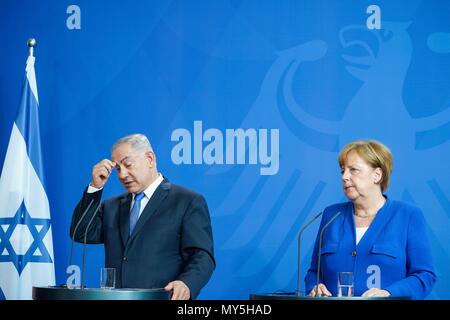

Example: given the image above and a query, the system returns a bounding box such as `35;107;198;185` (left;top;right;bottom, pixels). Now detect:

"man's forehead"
112;144;136;161
114;156;131;164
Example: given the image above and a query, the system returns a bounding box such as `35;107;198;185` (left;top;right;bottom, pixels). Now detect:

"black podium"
33;286;170;300
250;293;409;300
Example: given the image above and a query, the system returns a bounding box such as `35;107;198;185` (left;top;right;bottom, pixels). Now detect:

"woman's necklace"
354;212;376;219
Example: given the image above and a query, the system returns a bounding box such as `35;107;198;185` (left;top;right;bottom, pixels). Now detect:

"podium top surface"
33;286;170;300
250;293;409;300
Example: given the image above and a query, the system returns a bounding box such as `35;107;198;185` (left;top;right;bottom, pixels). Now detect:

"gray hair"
112;134;154;155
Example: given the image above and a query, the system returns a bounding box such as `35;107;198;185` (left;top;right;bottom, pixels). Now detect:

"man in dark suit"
70;134;215;299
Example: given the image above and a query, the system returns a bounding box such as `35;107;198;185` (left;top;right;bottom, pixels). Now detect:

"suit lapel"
128;180;171;241
343;203;356;245
119;193;133;246
356;198;393;250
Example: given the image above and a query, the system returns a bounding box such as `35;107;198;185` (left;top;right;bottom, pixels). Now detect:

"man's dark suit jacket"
70;178;215;298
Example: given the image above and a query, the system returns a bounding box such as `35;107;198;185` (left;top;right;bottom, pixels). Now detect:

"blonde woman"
306;140;436;299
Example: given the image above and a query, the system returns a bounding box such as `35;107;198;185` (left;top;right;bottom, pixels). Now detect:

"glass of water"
337;271;354;297
100;267;116;289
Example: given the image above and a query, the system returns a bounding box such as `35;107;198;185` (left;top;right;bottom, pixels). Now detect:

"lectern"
33;286;170;300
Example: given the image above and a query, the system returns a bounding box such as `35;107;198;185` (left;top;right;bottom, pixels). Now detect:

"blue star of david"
0;201;53;275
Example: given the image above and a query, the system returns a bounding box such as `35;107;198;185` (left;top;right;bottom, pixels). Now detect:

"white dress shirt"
355;226;369;245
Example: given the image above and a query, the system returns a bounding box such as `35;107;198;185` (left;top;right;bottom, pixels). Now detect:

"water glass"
100;267;116;289
337;271;354;297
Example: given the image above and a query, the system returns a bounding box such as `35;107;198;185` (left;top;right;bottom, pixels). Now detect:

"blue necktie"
129;192;145;235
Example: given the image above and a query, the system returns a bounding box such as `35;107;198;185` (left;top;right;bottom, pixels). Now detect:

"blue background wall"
1;0;449;299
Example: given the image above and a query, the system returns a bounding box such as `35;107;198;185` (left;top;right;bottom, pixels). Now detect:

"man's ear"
146;150;156;167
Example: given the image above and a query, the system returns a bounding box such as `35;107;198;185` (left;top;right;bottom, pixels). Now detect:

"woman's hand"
308;283;332;297
362;288;390;297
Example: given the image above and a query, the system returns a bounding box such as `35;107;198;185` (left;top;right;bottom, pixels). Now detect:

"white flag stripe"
0;262;55;300
25;56;39;104
0;124;50;219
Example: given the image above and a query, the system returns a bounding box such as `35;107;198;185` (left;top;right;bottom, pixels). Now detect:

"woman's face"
341;151;382;202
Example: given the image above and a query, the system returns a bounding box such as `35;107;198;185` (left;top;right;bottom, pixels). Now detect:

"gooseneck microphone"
296;211;323;296
316;211;342;293
69;198;95;269
81;201;102;289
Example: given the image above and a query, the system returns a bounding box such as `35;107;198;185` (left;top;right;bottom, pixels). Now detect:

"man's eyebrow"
117;156;130;164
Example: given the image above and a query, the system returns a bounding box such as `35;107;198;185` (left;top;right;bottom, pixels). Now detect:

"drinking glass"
337;272;354;297
100;267;116;289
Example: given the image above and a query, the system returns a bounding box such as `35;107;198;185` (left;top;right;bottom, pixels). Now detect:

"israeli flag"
0;54;55;299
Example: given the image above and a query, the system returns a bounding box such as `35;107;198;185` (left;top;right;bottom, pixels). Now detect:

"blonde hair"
338;140;393;192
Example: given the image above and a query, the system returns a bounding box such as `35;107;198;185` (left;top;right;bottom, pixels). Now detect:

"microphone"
81;201;102;289
316;211;342;294
296;211;323;296
69;198;95;270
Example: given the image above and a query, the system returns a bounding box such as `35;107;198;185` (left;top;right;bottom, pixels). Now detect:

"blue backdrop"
1;0;449;299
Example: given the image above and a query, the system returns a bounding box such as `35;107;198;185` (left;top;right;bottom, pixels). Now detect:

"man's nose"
118;168;128;180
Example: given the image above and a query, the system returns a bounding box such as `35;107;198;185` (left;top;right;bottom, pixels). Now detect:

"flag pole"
27;38;36;57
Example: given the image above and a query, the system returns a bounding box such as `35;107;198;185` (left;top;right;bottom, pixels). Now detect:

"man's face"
112;143;155;194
